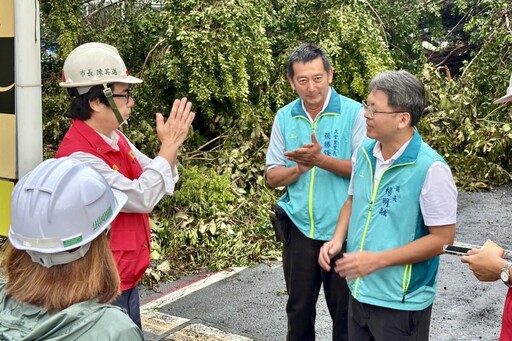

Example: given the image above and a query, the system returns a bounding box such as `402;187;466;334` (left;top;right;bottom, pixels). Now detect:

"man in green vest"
266;43;366;340
319;70;457;341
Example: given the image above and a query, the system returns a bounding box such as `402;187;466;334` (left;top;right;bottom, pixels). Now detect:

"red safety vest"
57;119;151;291
501;288;512;341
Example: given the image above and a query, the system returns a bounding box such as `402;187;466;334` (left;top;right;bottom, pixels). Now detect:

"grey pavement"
139;256;504;341
139;260;331;341
139;183;512;340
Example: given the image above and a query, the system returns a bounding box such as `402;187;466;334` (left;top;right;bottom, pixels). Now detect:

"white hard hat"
8;157;128;268
59;42;142;95
494;74;512;104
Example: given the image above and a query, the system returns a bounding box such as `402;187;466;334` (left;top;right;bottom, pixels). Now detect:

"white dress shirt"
68;130;178;213
348;138;457;227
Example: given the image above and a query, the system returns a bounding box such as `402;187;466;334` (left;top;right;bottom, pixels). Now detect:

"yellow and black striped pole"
0;0;16;236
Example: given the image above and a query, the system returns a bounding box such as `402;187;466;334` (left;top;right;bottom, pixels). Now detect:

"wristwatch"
500;262;512;287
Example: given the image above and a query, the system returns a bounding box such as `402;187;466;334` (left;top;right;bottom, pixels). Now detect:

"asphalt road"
139;182;512;340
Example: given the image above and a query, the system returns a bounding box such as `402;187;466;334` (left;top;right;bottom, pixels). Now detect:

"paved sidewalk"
139;261;333;340
139;261;313;341
139;253;505;341
140;267;261;340
138;185;512;341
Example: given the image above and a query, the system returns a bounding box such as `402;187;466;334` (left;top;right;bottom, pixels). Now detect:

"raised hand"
156;98;195;147
156;98;196;166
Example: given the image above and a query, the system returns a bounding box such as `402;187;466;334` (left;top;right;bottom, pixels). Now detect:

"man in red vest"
56;42;195;329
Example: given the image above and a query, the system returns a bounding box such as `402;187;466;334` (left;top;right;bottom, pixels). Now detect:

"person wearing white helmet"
461;73;512;341
55;42;195;328
0;157;143;340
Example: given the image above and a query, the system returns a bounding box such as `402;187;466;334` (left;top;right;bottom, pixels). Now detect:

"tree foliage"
38;0;512;281
418;0;512;189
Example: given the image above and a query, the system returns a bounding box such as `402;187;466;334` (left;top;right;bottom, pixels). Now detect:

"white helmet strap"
27;243;91;268
102;85;125;125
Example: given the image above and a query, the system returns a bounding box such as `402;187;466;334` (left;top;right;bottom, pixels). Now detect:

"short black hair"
286;43;331;78
69;84;112;121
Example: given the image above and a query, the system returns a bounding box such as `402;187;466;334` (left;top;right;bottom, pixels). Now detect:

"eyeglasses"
112;89;132;103
362;100;404;118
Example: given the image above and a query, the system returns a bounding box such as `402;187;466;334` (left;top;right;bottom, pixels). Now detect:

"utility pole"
0;0;42;236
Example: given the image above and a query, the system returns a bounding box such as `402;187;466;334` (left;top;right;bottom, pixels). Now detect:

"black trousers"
348;295;433;341
112;286;142;329
283;222;349;341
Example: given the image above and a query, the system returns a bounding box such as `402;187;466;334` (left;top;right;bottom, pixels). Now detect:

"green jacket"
0;281;143;341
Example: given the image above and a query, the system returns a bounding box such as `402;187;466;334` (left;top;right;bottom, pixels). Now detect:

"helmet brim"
8;187;128;254
493;93;512;104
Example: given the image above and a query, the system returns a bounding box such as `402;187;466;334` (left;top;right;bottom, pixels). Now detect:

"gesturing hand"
156;97;195;148
284;133;323;167
156;98;196;165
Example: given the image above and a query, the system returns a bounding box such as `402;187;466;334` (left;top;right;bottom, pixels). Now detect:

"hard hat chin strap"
102;85;125;125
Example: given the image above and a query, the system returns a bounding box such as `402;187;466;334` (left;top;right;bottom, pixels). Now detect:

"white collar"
301;87;332;121
97;130;120;151
373;136;413;163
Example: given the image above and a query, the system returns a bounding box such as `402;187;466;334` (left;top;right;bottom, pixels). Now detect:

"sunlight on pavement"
142;310;253;341
141;267;252;340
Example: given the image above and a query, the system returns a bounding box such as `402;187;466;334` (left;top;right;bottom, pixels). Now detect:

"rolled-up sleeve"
69;147;178;214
